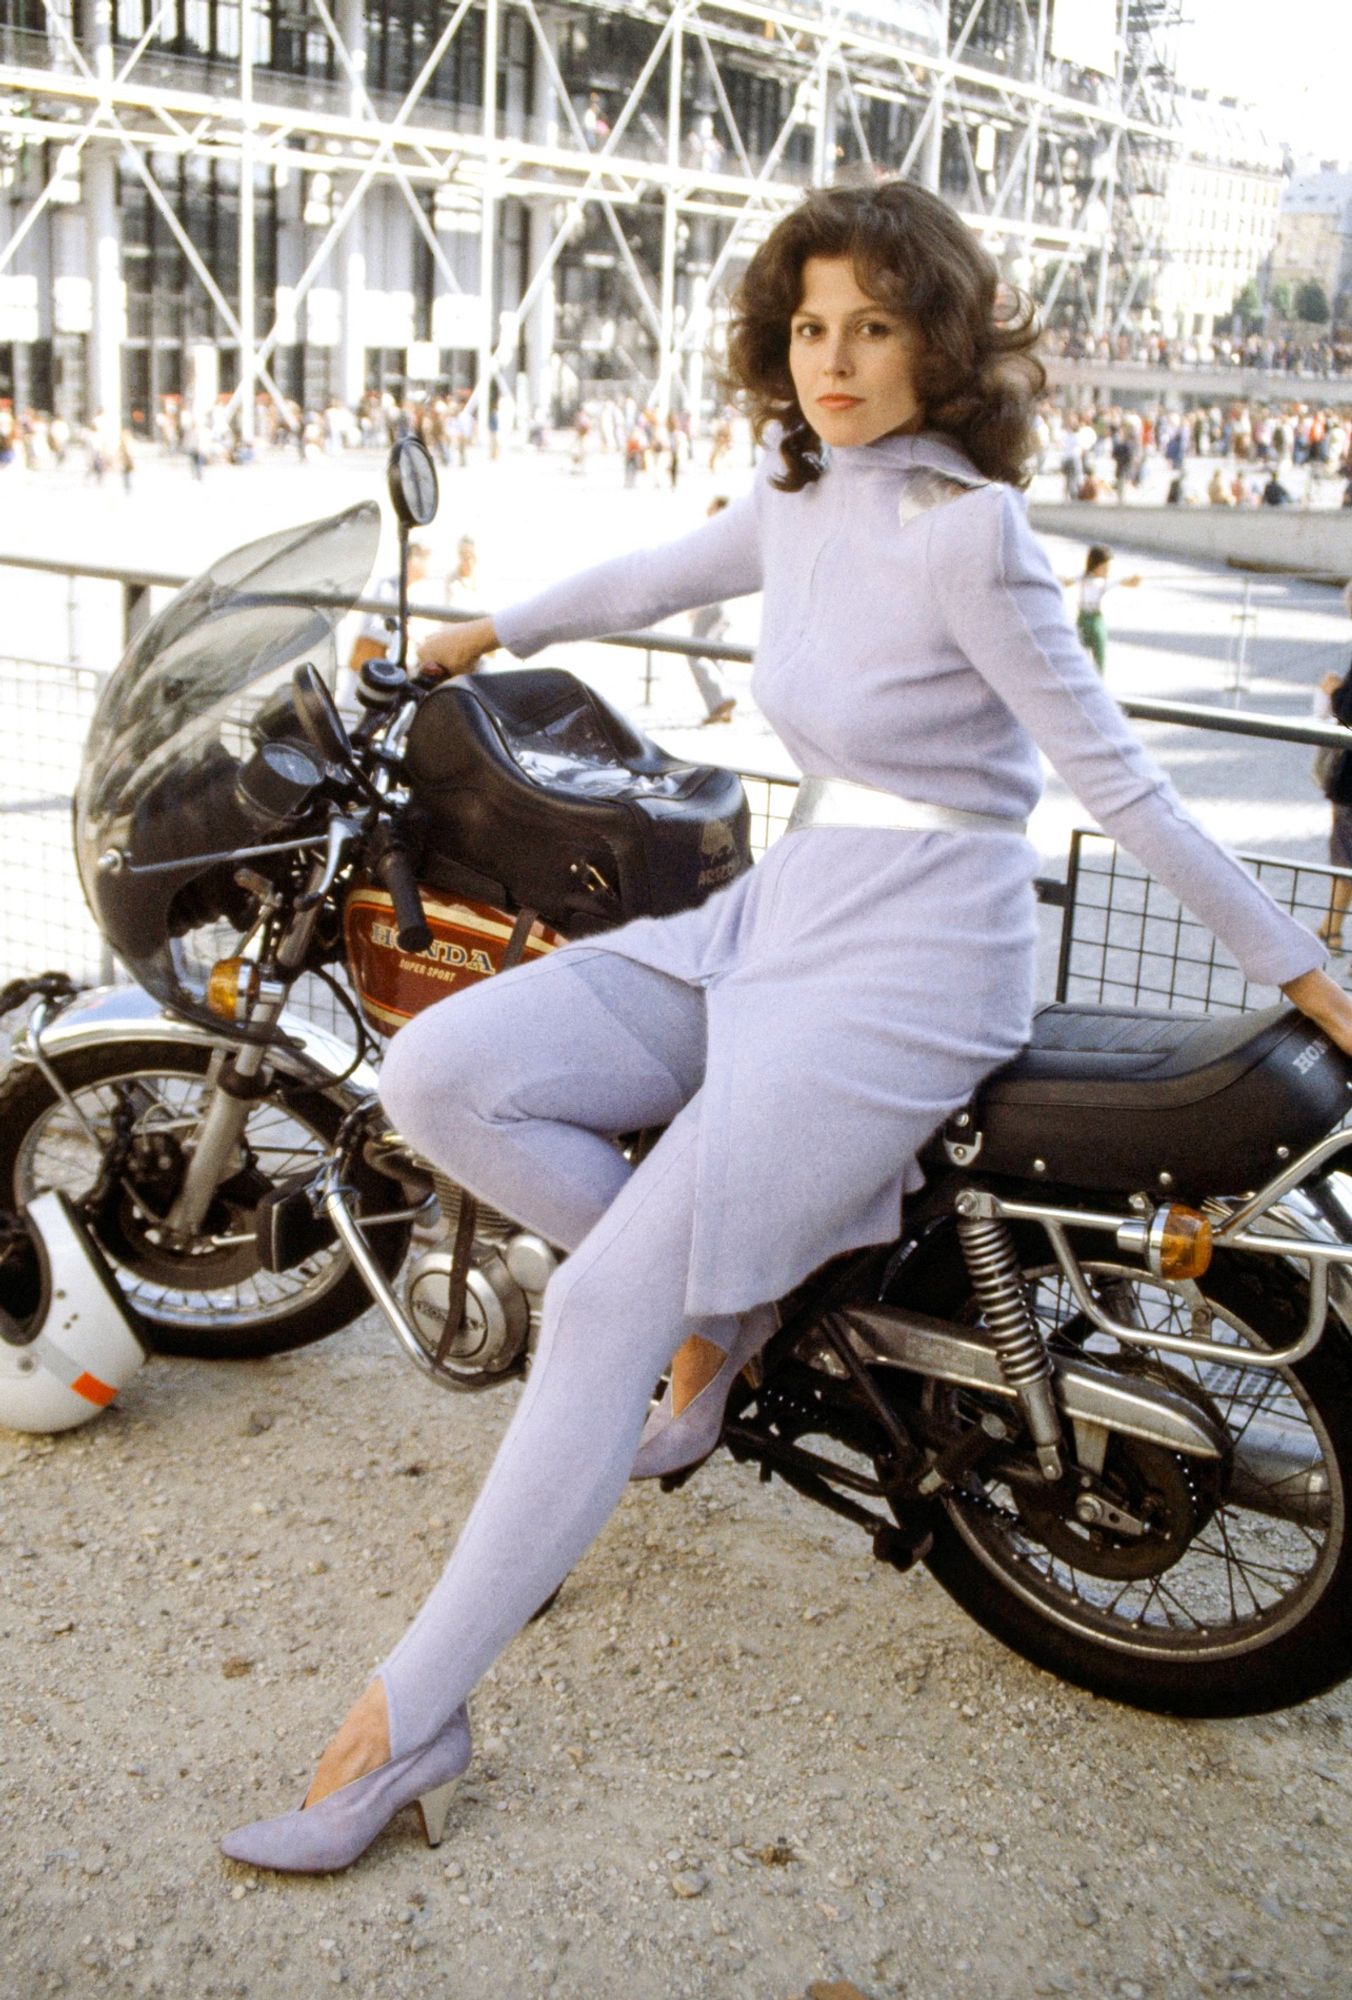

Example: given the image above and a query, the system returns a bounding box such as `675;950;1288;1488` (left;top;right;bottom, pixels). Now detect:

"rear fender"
11;982;379;1110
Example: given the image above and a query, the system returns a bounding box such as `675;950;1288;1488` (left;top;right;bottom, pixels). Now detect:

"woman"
1061;543;1141;675
221;181;1352;1873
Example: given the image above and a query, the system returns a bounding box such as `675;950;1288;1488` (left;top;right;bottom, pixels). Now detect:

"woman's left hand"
1282;967;1352;1058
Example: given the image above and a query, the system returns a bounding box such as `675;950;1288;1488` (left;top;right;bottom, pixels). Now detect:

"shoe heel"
418;1778;459;1848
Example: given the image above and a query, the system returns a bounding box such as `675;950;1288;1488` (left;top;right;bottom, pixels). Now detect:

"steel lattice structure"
0;0;1186;433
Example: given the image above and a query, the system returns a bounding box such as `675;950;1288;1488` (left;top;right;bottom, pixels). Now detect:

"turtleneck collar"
823;430;986;485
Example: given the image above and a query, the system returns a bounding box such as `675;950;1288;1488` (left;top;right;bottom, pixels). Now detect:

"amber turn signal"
1150;1204;1212;1282
205;957;260;1023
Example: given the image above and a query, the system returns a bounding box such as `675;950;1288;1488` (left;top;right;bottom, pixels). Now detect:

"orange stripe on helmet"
71;1371;117;1407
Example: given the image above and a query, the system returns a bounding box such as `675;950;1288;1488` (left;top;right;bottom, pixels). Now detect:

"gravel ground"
3;1305;1352;2000
5;453;1352;1998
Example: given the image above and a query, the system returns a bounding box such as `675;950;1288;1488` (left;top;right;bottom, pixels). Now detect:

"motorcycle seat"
941;1001;1352;1198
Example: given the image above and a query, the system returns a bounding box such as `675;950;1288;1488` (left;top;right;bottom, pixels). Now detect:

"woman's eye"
861;321;894;337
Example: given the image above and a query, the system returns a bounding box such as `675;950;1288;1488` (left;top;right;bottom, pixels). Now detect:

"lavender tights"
375;949;763;1757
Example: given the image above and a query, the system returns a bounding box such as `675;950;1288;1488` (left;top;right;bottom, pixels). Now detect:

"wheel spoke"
11;1059;362;1334
938;1256;1343;1664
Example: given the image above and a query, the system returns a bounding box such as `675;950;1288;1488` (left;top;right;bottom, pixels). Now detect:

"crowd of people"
1037;398;1352;507
1041;326;1352;378
5;364;1352;512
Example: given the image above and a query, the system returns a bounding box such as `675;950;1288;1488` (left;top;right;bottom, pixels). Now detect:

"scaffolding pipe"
478;0;500;433
238;0;255;445
656;2;685;414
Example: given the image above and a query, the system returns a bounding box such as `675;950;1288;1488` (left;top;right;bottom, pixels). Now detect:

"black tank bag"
402;668;752;936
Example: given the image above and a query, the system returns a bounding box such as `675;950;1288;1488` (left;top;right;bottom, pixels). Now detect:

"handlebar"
370;824;432;954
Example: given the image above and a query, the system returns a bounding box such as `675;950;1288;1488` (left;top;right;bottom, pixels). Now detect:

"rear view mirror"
388;438;439;528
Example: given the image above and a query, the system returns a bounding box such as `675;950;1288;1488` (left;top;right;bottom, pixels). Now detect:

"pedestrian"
666;410;687;489
571;403;591;472
220;178;1345;1876
445;534;481;609
1062;544;1141;675
345;534;437;689
452;399;474;467
84;410;111;485
182;414;206;481
1313;582;1352;953
686;495;737;724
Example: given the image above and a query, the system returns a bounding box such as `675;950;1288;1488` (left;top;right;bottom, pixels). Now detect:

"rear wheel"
0;1040;409;1359
894;1235;1352;1715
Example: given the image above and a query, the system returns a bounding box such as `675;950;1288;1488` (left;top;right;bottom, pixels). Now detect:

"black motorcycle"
7;439;1352;1716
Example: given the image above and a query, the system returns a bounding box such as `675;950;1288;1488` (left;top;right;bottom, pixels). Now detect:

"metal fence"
3;548;1350;1055
1057;831;1346;1016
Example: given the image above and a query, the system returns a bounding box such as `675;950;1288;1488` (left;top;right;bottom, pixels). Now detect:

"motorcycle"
8;438;1352;1716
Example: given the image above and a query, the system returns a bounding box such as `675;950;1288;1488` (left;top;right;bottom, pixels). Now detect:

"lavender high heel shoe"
630;1306;776;1481
219;1703;472;1874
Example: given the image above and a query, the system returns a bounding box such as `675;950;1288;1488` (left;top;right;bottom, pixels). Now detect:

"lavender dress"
490;431;1322;1318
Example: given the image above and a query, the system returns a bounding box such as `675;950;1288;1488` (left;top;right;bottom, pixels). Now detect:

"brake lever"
297;812;361;911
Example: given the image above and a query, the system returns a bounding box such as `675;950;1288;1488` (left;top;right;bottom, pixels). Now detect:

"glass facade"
119;154;277;418
110;0;486;99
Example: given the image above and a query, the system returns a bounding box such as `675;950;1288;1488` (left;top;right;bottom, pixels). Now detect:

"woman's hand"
417;616;499;680
1281;967;1352;1058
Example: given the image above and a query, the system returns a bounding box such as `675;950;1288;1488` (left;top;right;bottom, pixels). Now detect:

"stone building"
1271;165;1352;319
1152;91;1283;344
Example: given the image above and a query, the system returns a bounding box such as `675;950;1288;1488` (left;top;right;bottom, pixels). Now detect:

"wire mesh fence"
1055;827;1349;1015
0;655;112;991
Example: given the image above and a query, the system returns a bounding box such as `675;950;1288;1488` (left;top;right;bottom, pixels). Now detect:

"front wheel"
0;1039;409;1359
891;1236;1352;1715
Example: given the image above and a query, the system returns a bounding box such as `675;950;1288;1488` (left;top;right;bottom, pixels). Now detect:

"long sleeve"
493;487;763;659
927;483;1324;990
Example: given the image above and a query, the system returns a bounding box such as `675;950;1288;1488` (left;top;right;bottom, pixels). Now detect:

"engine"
400;1175;558;1385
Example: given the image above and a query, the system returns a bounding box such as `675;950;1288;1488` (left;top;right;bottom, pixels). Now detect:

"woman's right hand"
417;616;499;680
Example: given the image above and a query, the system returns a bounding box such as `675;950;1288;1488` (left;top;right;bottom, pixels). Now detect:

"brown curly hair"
725;181;1045;492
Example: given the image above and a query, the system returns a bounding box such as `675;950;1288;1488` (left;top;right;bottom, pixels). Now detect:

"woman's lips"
817;395;862;410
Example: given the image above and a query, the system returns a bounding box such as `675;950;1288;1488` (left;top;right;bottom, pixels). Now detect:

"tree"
1269;278;1293;320
1232;280;1262;327
1295;279;1331;326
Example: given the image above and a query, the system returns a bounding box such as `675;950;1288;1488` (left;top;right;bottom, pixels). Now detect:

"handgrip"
373;838;432;954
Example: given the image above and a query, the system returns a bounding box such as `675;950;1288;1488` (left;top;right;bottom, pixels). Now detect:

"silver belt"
786;775;1027;839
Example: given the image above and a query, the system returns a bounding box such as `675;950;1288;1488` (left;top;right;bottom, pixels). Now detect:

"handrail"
1;547;1349;742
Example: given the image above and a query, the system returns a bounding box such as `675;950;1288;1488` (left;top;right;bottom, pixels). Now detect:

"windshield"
75;502;380;1025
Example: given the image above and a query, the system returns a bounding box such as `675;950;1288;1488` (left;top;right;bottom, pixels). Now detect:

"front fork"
163;900;322;1240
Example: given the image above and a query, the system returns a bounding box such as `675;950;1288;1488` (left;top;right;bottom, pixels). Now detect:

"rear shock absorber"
955;1191;1064;1481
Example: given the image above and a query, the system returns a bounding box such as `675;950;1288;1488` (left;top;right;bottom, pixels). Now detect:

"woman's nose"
822;335;852;377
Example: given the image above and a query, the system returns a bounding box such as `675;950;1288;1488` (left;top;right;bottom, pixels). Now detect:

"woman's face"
788;257;923;447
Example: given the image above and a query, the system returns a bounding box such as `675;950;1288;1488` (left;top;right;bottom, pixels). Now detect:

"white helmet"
0;1190;148;1433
